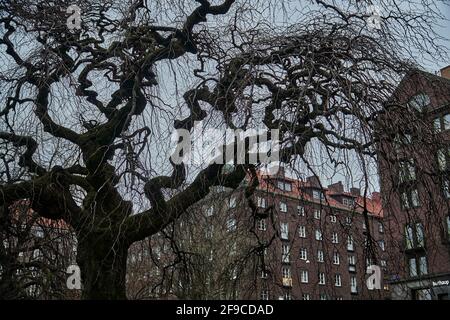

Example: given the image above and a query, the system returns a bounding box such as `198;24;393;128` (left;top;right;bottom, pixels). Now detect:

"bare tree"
0;0;447;299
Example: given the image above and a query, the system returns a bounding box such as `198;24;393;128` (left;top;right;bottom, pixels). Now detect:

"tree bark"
77;236;129;300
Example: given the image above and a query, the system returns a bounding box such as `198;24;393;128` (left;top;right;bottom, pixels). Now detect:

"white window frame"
317;250;324;262
318;272;326;285
333;252;340;265
298;225;306;238
280;222;289;240
257;197;266;208
301;270;309;283
300;248;308;261
314;209;321;220
332;232;339;244
335;274;342;287
315;230;322;241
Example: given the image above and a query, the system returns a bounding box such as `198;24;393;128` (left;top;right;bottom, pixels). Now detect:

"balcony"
282;277;293;287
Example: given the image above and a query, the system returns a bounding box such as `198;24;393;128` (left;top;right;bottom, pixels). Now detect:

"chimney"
440;65;450;80
328;181;344;193
277;166;285;178
350;187;360;197
306;175;321;188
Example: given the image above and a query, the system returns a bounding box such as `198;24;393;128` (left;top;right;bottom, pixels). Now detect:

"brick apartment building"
129;168;389;300
238;169;388;300
377;66;450;300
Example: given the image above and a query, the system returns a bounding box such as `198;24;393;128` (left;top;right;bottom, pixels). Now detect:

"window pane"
405;225;414;249
444;114;450;130
438;149;447;171
411;189;420;207
434;117;442;132
409;258;417;277
415;223;424;247
419;256;428;275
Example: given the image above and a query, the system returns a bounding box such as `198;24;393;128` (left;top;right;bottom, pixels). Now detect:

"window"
284;183;292;192
379;222;384;233
300;248;308;261
280;223;289;240
319;293;327;300
381;260;387;267
414;289;432;300
434;113;450;132
348;255;356;265
318;272;326;285
283;292;292;300
298;225;306;238
350;276;357;293
400;188;420;209
277;180;292;192
261;270;268;279
314;209;321;220
342;198;354;207
260;290;269;300
206;206;214;217
443;178;450;199
345;216;352;225
330;215;337;223
315;230;322;241
297;205;305;216
257;197;266;208
378;240;385;252
279;201;287;213
302;293;310;300
33;226;44;238
408;93;430;112
333;252;340;265
409;255;428;277
282;244;290;263
437;146;450;171
32;249;41;259
335;274;342;287
347;235;354;251
282;266;291;279
399;159;416;183
301;270;309;283
317;250;324;262
405;222;424;249
229;196;237;208
446;216;450;239
227;217;237;232
313;190;325;200
419;256;428;275
362;222;367;230
258;219;267;231
331;232;339;244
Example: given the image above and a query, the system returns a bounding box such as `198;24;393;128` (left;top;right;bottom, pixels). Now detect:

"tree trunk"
77;236;129;300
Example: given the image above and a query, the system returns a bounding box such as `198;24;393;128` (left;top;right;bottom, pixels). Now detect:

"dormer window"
408;93;430;112
277;180;292;192
342;197;355;207
313;190;325;200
